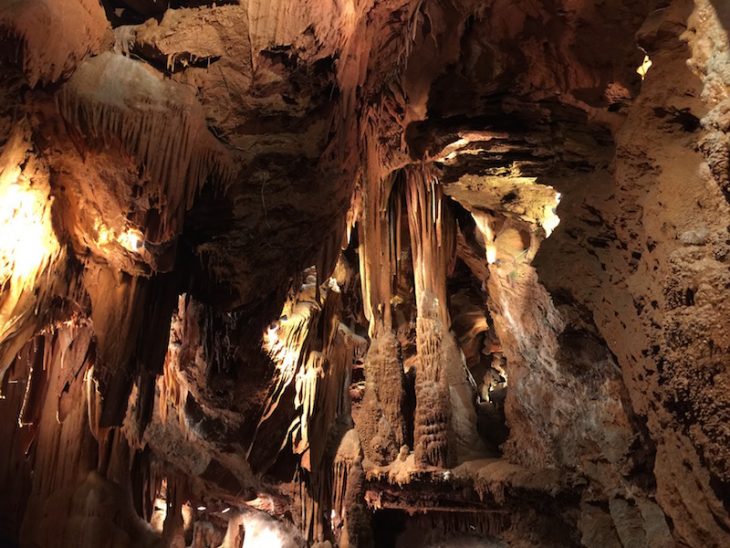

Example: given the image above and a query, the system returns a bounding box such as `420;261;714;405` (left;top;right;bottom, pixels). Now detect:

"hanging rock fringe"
56;53;235;241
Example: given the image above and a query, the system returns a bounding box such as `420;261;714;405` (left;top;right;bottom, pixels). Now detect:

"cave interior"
0;0;729;547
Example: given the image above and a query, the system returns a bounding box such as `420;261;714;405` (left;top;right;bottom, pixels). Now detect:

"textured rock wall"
534;2;730;544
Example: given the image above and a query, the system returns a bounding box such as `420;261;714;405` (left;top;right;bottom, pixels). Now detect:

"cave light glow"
242;513;288;548
117;227;144;252
150;496;167;533
95;220;145;252
636;54;652;80
0;183;58;282
541;192;561;237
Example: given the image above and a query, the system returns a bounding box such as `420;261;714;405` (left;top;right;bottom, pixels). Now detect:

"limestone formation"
0;0;728;546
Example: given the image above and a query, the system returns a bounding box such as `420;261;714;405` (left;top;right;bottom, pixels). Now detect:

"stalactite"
0;345;34;540
405;165;454;468
252;270;359;542
56;52;235;242
331;429;371;548
250;282;321;469
357;168;397;332
219;512;246;548
354;132;409;466
292;287;357;544
83;264;178;428
405;165;455;324
3;0;720;545
0;326;162;546
405;164;485;466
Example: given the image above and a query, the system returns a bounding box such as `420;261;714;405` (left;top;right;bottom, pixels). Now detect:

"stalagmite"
358;330;405;464
412;298;451;468
405;165;484;467
354;163;407;466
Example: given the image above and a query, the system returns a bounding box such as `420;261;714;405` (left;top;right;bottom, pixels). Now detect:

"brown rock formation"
0;0;728;546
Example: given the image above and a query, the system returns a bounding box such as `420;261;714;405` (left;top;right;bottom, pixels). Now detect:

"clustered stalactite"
1;0;729;546
355;167;408;467
405;166;455;468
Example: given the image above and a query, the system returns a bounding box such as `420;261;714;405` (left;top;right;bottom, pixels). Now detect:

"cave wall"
535;2;730;543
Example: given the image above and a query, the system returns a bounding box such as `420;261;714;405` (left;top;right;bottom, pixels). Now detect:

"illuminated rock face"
0;0;729;547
